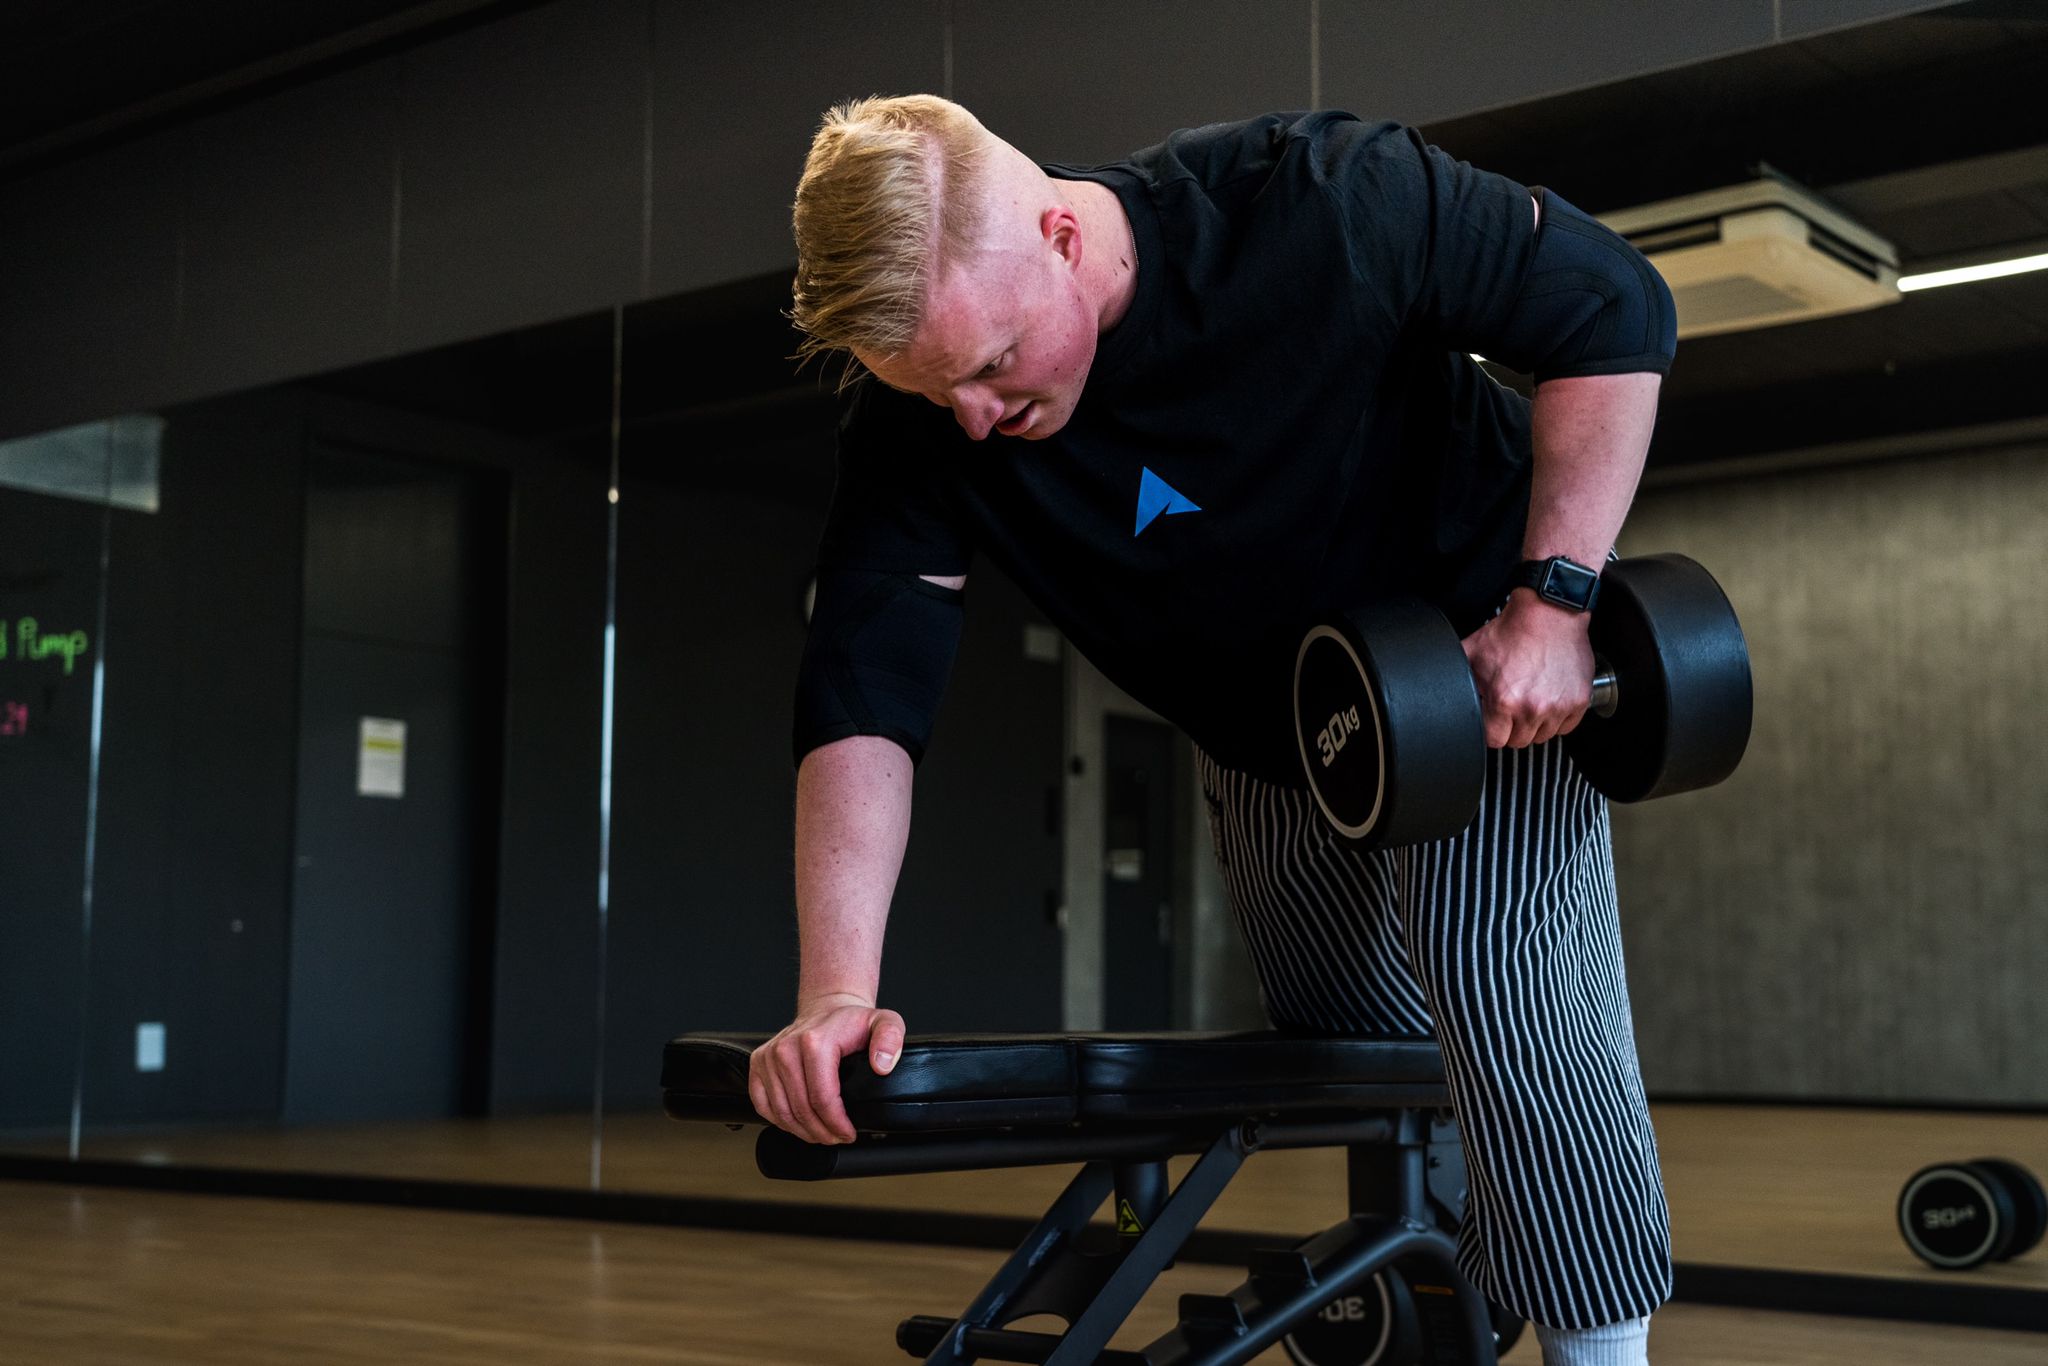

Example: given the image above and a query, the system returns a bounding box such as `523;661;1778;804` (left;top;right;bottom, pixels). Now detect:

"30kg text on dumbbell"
1315;707;1362;768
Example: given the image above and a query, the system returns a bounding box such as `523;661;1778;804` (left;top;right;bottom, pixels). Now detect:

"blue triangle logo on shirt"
1134;467;1202;536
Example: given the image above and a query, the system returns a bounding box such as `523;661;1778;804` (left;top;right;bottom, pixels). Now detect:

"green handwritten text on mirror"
0;618;93;675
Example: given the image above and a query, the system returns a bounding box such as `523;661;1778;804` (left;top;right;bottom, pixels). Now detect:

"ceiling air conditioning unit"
1598;174;1900;339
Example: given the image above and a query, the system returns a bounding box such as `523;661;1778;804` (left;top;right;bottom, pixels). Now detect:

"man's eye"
980;355;1004;376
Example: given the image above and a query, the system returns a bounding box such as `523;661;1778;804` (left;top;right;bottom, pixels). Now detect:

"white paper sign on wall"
357;717;407;798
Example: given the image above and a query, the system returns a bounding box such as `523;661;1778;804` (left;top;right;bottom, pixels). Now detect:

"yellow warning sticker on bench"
1116;1199;1145;1236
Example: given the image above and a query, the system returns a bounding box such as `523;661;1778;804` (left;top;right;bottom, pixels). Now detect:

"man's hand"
748;992;907;1146
1461;589;1597;749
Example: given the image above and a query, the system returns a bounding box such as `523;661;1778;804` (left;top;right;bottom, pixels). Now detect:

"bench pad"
662;1031;1447;1132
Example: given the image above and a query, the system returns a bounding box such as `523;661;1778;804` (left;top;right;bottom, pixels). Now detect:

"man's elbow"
1501;190;1677;382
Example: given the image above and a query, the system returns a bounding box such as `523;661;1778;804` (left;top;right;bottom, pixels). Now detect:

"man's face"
859;234;1097;442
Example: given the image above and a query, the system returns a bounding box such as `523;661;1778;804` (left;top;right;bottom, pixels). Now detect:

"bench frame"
755;1106;1501;1365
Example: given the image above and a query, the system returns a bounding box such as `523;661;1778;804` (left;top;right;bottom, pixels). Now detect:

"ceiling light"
1898;250;2048;292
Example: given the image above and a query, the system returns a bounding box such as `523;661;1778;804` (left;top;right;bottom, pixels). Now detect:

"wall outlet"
135;1022;165;1073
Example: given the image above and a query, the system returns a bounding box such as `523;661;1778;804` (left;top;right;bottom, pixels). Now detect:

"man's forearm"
793;735;915;1009
1522;371;1662;573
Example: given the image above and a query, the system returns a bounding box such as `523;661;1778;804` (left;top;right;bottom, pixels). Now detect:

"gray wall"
0;383;610;1136
291;390;614;1117
0;0;1950;446
1614;441;2048;1105
0;488;107;1130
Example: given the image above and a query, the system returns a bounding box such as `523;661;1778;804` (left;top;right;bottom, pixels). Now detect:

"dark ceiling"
15;0;2048;484
0;0;547;172
1428;0;2048;471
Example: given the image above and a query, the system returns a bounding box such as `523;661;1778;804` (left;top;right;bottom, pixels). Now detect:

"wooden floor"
20;1102;2047;1289
6;1180;2047;1364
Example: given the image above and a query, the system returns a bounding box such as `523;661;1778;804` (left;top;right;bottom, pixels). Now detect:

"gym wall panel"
952;0;1314;167
1779;0;1960;42
290;389;612;1119
645;0;947;300
1319;0;1775;125
389;0;646;357
84;393;308;1126
0;377;611;1129
0;488;105;1134
172;62;401;406
0;134;182;450
478;438;609;1114
31;384;609;1130
1614;443;2048;1106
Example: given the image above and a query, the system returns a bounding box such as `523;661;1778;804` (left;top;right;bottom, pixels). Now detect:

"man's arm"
1524;372;1658;574
749;736;912;1146
1453;188;1671;748
750;571;966;1145
791;736;913;1013
1461;372;1660;747
790;575;965;1025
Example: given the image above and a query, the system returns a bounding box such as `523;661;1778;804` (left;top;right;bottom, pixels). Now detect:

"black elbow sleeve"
1489;188;1677;382
793;568;964;769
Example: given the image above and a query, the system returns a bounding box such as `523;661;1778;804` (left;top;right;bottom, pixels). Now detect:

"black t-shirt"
817;112;1572;785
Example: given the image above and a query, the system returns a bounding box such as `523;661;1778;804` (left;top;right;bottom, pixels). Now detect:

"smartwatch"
1511;556;1602;613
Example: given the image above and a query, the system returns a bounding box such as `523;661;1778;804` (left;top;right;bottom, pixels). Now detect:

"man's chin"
1022;406;1069;439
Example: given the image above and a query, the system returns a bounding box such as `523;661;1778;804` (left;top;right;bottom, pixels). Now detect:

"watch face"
1543;558;1598;609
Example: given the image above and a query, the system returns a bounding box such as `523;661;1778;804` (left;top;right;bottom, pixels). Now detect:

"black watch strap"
1511;556;1602;613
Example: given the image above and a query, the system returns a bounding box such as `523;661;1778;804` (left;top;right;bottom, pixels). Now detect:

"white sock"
1534;1315;1650;1366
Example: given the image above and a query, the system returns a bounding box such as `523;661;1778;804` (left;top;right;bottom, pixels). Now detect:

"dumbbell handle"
1590;662;1619;718
1477;661;1619;716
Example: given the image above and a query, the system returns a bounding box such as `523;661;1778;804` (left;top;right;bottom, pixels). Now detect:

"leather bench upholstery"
662;1030;1448;1133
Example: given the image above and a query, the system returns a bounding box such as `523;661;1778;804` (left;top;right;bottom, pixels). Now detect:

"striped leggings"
1196;739;1672;1330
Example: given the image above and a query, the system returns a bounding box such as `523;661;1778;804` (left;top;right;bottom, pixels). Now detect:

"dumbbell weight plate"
1294;599;1485;848
1282;1270;1418;1366
1973;1158;2048;1261
1490;1304;1526;1357
1899;1161;2018;1269
1567;554;1754;803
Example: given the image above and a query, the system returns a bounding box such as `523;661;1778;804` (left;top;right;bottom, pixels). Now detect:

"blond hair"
790;94;992;372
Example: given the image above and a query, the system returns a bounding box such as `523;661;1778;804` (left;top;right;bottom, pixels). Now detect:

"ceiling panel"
1794;6;2024;76
1883;194;2048;260
0;0;542;172
2006;181;2048;230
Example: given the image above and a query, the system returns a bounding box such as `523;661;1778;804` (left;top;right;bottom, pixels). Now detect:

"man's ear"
1042;203;1083;270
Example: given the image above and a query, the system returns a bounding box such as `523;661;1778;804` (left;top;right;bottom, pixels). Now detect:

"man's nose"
950;389;1001;441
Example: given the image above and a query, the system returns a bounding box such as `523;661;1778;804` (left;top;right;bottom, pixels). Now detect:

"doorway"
1101;715;1176;1030
283;445;505;1125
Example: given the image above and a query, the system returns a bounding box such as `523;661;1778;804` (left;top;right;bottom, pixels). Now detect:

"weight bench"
663;1031;1517;1365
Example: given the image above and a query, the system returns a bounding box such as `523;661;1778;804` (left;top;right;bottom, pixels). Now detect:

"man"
751;94;1676;1366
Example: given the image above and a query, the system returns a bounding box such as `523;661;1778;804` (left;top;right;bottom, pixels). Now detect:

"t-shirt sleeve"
816;378;975;576
1313;114;1541;354
1314;114;1674;379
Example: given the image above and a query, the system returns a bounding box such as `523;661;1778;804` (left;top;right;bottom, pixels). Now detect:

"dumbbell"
1293;553;1754;847
1899;1158;2048;1269
1281;1269;1526;1366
